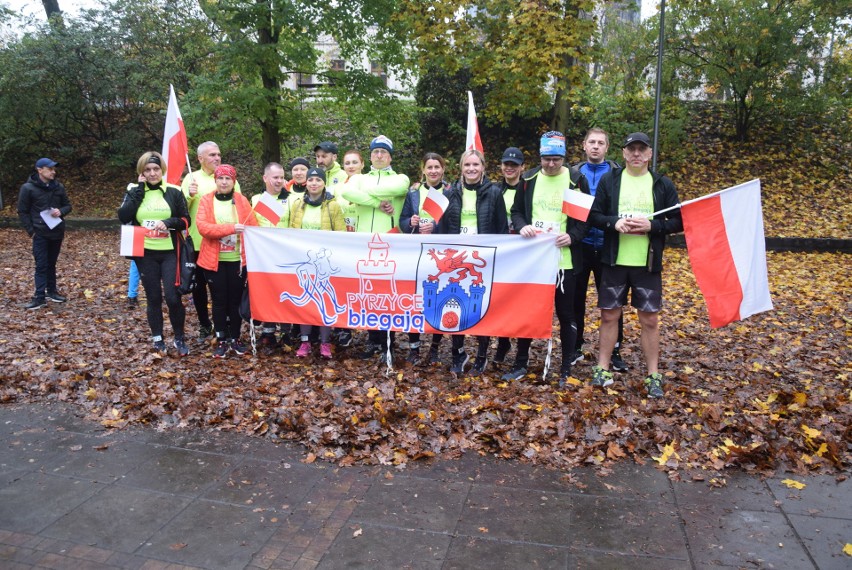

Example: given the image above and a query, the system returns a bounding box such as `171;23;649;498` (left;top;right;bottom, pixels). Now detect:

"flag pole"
647;178;760;218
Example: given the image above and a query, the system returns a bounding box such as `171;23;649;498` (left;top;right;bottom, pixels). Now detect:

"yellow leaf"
366;387;379;399
781;479;806;490
456;393;472;401
103;369;111;377
800;424;821;439
653;442;679;465
83;289;94;300
766;393;778;404
793;392;807;406
565;377;582;386
843;543;852;556
84;387;97;400
683;366;695;374
517;404;532;410
815;443;828;457
752;362;763;371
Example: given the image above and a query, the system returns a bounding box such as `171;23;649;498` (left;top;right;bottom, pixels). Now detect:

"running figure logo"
279;248;346;325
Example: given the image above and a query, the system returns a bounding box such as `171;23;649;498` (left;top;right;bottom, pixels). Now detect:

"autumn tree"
196;0;409;165
393;0;596;133
0;0;215;184
665;0;846;141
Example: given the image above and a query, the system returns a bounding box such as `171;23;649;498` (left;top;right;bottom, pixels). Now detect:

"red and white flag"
161;84;189;185
120;225;146;257
681;179;773;328
423;187;449;223
254;192;286;227
244;229;559;338
562;189;594;221
465;91;483;153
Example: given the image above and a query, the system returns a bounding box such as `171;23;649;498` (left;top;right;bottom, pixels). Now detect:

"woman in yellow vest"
290;167;345;359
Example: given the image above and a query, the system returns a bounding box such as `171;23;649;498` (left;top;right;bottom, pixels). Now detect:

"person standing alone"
18;158;72;310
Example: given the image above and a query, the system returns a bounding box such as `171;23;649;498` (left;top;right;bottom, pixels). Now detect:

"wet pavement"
0;402;849;569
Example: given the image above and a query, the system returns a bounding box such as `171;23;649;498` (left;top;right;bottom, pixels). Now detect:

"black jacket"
118;182;189;247
439;179;508;235
588;167;683;273
510;166;590;274
17;173;72;239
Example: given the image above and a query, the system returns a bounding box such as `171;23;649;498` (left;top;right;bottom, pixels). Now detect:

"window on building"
370;60;388;87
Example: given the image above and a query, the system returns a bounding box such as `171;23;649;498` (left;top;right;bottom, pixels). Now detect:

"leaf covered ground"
0;229;849;481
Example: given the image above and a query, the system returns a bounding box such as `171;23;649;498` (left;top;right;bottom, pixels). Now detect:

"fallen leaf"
781;479;806;490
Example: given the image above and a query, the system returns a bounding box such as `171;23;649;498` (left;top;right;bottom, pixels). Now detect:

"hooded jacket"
18;173;72;239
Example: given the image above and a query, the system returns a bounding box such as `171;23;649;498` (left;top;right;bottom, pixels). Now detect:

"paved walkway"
0;402;849;569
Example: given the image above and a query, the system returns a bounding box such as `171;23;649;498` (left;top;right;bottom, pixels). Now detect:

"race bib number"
142;220;168;239
344;217;356;232
459;226;478;235
219;234;237;252
533;219;560;234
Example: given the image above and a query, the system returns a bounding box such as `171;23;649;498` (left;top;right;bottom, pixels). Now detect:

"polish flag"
681;179;773;328
465;91;483;153
562;188;594;221
255;192;286;226
161;85;189;185
423;187;449;223
120;225;146;257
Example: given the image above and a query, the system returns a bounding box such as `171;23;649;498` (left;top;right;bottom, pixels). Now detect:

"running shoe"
450;352;469;374
213;341;229;359
153;339;167;354
590;365;614;388
406;348;420;364
231;339;248;355
501;366;527;382
470;356;488;377
644;372;664;398
337;330;353;347
493;340;510;364
558;366;572;388
611;349;629;372
296;342;311;358
25;297;46;310
198;324;214;343
570;349;584;366
359;343;382;360
320;343;333;359
173;338;189;357
127;296;138;308
428;346;441;365
46;291;67;303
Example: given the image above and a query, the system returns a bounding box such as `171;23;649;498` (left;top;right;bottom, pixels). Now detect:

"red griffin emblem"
427;248;487;285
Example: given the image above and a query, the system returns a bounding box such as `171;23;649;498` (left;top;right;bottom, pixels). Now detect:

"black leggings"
137;249;185;340
191;251;212;329
515;271;577;371
205;261;245;340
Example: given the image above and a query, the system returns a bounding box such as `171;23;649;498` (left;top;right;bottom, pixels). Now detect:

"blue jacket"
572;160;619;248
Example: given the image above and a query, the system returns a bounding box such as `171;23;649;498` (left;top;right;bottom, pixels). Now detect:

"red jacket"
195;191;257;272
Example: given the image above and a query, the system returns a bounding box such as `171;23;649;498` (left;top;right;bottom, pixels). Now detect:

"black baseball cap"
623;132;651;148
313;141;338;154
501;147;524;165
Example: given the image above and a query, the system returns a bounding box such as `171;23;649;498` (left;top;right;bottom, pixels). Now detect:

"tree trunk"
257;1;281;165
41;0;61;18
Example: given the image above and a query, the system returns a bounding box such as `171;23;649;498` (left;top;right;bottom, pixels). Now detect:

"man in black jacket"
17;158;73;310
588;133;683;398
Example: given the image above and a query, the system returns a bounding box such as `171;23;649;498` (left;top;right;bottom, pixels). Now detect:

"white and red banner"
465;91;484;153
161;84;189;185
681;179;773;328
255;192;286;226
422;187;449;223
120;225;146;257
244;229;560;338
562;189;594;222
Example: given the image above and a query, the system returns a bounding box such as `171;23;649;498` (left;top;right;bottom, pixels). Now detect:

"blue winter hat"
540;131;566;157
370;135;393;154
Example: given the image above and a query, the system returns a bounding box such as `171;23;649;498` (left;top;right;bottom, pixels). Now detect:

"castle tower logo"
416;244;496;332
356;233;398;296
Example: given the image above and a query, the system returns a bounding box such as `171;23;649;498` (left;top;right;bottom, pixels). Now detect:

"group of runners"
102;126;678;398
